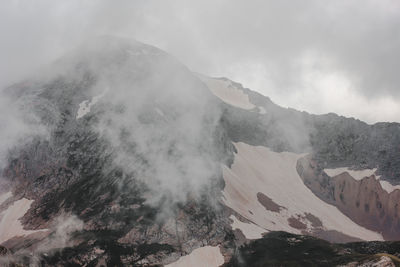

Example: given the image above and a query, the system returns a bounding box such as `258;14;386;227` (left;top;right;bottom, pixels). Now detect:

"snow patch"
324;167;400;193
222;142;383;241
230;215;266;239
378;180;400;194
197;75;255;110
0;197;47;244
76;100;90;119
324;167;378;181
76;91;107;119
197;74;267;114
166;246;224;267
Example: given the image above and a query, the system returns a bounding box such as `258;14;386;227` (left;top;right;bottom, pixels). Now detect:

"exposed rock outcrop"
298;155;400;240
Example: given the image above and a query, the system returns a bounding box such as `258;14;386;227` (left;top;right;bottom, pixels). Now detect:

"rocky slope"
0;37;400;266
226;231;400;267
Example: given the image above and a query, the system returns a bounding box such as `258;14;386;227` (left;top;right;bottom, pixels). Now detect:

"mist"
92;40;224;205
30;37;228;206
0;87;48;170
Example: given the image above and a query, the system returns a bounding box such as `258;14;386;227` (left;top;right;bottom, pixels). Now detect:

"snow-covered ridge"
379;180;400;194
197;74;258;111
324;167;400;193
324;168;378;181
222;142;383;241
166;246;224;267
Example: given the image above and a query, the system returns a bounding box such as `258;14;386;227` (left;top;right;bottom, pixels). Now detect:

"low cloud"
84;39;224;205
0;88;48;170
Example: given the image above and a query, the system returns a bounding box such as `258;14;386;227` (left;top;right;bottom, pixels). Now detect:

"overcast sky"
1;0;399;123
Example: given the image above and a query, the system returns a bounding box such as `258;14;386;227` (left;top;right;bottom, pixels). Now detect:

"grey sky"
1;0;399;123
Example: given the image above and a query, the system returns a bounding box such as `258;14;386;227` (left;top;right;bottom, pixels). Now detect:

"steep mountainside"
1;37;400;266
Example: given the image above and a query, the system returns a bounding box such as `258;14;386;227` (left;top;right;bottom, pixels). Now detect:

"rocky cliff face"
1;37;400;266
298;156;400;240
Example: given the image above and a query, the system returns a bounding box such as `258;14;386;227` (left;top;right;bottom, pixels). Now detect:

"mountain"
1;37;400;266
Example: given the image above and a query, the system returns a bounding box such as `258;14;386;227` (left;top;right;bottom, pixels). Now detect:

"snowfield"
0;193;46;244
166;246;224;267
197;75;256;110
198;75;270;115
222;142;383;241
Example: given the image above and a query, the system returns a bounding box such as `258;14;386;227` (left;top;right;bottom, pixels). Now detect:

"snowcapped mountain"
1;37;400;266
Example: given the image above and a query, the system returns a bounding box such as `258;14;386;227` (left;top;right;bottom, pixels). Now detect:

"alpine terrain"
1;37;400;266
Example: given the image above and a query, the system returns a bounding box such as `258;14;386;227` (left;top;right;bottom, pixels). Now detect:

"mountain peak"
1;40;400;266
